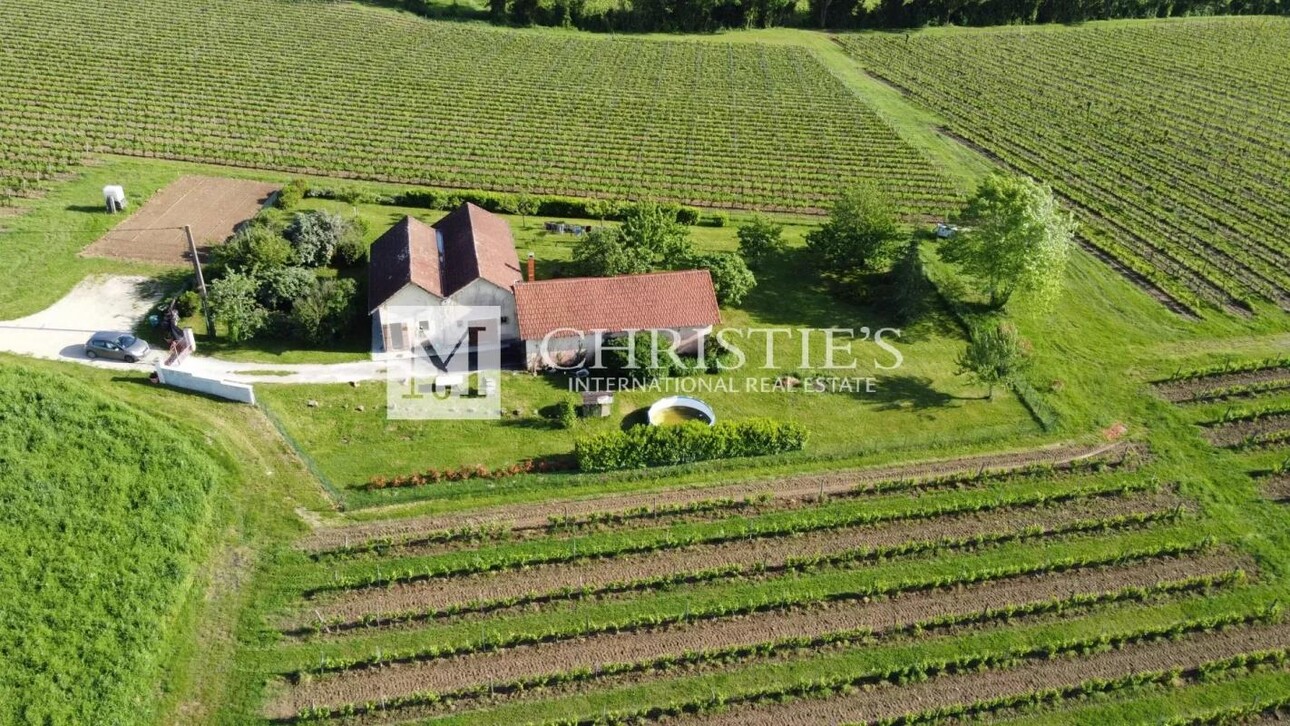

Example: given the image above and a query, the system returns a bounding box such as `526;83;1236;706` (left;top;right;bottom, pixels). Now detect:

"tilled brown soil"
686;622;1290;725
1262;474;1290;502
264;551;1243;719
301;441;1131;554
80;175;278;263
295;491;1184;629
1204;416;1290;448
1154;368;1290;403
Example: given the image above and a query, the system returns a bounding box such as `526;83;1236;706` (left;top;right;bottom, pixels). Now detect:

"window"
500;316;510;324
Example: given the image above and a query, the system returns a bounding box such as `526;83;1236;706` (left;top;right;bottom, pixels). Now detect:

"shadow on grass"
621;406;650;430
741;248;966;345
868;374;957;410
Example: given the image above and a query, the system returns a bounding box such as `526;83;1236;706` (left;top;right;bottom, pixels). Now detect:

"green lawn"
0;361;223;723
257;206;1038;507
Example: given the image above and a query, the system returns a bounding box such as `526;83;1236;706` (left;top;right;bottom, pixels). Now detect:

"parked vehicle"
84;331;151;363
934;223;961;239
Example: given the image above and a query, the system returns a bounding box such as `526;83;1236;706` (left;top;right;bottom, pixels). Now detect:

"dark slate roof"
367;216;441;313
514;270;721;341
367;204;523;313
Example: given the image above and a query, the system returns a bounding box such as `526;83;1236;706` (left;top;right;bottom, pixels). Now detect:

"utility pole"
184;225;215;337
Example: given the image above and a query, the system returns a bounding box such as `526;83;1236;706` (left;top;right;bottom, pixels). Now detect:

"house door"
385;322;407;352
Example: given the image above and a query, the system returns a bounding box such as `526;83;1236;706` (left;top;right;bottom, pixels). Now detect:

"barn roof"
367;216;441;313
514;269;721;341
368;204;523;312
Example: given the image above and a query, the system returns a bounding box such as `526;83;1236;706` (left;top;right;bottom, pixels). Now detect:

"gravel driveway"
0;275;162;370
0;274;386;382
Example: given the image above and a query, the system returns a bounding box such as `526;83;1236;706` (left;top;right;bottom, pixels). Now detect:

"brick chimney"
527;252;536;282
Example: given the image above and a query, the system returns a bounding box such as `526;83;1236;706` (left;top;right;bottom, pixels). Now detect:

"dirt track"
81;175;277;264
301;440;1132;554
264;552;1242;719
1262;474;1290;502
1154;367;1290;403
1205;416;1290;448
297;491;1182;628
689;622;1290;725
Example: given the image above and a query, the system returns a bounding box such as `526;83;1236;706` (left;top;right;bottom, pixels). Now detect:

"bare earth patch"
1154;368;1290;404
300;440;1134;554
690;622;1290;725
80;175;277;264
296;491;1183;629
264;552;1244;719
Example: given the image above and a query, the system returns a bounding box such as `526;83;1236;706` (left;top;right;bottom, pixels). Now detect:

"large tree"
572;201;694;276
735;213;785;269
618;201;694;266
211;223;291;275
806;183;902;279
942;174;1076;309
208;271;268;343
571;228;653;277
692;252;756;306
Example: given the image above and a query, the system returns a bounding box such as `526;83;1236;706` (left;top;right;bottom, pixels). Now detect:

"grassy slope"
0;361;224;724
0;354;331;725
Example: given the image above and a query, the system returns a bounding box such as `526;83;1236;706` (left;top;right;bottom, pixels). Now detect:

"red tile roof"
368;204;522;312
434;203;522;295
367;216;441;312
514;270;721;341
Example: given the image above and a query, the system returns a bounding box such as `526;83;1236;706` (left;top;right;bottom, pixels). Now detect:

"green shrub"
208;271;269;342
691;252;756;306
289;278;360;343
211;223;292;274
707;212;728;227
556;398;578;429
174;290;201;318
276;178;308;210
574;418;807;472
736;213;785;268
332;227;369;268
284;210;354;267
257;266;317;311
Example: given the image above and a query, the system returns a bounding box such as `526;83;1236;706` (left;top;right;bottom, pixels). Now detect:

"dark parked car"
85;331;151;363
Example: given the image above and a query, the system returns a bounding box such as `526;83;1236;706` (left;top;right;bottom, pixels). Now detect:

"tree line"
381;0;1285;34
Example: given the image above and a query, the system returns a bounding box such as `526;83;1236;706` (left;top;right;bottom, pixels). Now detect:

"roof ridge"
519;269;711;286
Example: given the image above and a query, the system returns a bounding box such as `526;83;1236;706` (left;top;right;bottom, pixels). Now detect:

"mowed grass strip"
994;663;1290;725
293;467;1151;595
291;487;1184;631
686;625;1290;726
356;587;1285;726
268;525;1216;678
267;553;1246;720
300;441;1132;554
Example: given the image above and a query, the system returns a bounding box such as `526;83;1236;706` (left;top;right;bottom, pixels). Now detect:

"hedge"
303;184;702;225
575;419;807;472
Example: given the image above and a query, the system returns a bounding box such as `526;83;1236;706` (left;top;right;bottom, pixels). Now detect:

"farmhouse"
514;270;720;369
367;204;720;367
368;204;523;357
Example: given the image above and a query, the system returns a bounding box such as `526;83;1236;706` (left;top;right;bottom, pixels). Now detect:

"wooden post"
184;225;215;338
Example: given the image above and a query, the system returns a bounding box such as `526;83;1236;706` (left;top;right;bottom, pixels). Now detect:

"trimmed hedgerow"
574;419;808;472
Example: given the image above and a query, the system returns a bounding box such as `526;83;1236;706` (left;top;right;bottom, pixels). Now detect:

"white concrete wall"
450;279;520;342
155;365;256;404
524;326;713;371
